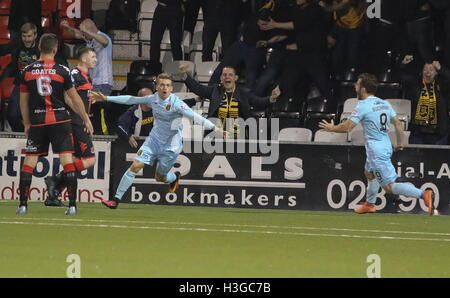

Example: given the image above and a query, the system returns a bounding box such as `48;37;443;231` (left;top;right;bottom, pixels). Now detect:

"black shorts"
26;121;74;156
72;123;95;158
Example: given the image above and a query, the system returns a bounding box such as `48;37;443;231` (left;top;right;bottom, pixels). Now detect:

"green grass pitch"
1;201;449;278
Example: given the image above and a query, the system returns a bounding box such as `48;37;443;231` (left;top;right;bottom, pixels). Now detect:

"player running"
319;73;434;216
16;33;93;215
91;73;229;209
44;46;97;207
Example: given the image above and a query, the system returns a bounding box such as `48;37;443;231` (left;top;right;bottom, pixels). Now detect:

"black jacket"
404;65;450;136
184;74;273;119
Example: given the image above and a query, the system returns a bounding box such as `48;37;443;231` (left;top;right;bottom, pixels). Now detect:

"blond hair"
21;22;37;34
156;73;173;84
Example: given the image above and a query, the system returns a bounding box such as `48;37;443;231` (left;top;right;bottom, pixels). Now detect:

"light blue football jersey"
349;96;397;160
106;92;215;152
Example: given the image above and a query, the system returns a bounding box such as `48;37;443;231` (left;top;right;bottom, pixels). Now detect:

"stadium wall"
1;133;449;215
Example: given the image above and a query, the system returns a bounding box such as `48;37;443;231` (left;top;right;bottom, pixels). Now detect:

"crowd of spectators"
0;0;449;145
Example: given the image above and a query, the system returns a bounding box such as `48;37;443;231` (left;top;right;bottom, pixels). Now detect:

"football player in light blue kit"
92;73;228;209
319;73;434;216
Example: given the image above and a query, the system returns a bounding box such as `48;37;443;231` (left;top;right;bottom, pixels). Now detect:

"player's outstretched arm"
66;87;94;136
92;92;153;105
319;118;356;133
176;101;229;139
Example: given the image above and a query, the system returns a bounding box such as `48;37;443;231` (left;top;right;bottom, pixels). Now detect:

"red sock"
74;160;85;172
63;163;76;173
21;164;34;174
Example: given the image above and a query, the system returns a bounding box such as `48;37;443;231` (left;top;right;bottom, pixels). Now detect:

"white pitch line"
1;220;450;243
0;216;449;237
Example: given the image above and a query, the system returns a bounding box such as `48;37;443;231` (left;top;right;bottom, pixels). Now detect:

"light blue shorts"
135;142;179;176
365;158;398;187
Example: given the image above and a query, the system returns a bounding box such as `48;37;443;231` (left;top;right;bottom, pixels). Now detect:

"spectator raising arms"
61;18;115;135
404;61;450;145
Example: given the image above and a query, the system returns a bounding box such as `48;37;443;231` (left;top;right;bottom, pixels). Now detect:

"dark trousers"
365;20;406;73
150;5;183;62
279;51;332;100
254;48;286;96
6;84;24;132
331;24;364;75
409;131;448;145
183;0;207;33
202;17;238;61
208;40;266;90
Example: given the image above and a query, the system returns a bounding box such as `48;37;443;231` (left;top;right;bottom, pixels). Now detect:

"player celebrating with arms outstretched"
92;73;229;209
319;73;434;216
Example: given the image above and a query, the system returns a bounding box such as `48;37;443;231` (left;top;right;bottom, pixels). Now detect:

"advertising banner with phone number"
112;140;450;215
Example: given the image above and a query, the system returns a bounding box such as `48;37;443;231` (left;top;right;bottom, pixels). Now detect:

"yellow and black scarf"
217;86;239;134
414;81;438;128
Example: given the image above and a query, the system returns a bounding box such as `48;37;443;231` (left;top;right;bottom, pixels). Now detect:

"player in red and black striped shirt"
17;34;93;216
44;46;98;207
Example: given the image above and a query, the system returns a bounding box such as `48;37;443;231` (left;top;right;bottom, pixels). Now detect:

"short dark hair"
222;66;237;74
39;33;59;54
358;73;379;94
76;46;95;60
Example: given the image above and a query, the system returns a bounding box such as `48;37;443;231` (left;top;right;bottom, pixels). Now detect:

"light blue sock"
392;183;424;199
165;172;176;184
366;179;380;204
115;169;136;200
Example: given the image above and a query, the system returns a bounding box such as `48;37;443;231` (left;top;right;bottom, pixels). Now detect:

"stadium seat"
163;60;194;79
278;127;312;142
386;98;411;130
306;97;336;114
340;98;358;122
314;130;348;143
338;81;357;105
174;92;197;101
0;15;9;43
304;112;336;135
376;82;402;99
195;61;220;84
272;97;303;114
41;0;58;16
0;0;10;14
130;60;162;76
0;77;14;100
0;54;11;75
